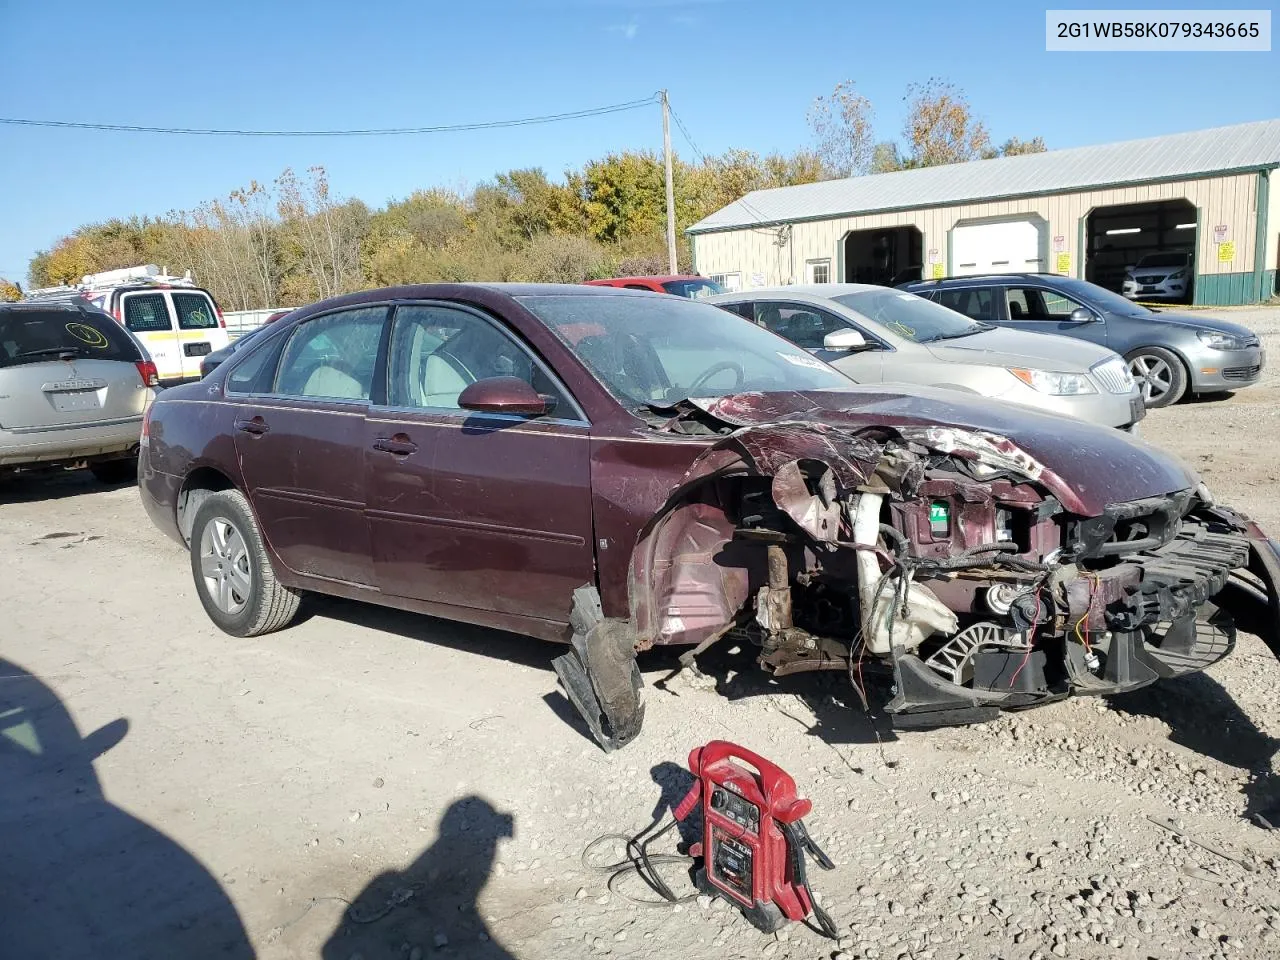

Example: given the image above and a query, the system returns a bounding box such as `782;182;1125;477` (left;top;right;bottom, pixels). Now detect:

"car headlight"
1009;368;1098;395
1195;481;1215;506
1169;269;1186;280
1197;329;1247;350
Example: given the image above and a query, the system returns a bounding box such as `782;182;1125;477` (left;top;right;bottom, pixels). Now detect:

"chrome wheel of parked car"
1125;347;1187;408
199;518;252;615
188;489;302;637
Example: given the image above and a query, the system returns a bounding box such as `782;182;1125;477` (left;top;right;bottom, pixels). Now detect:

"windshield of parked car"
1135;253;1189;268
517;293;850;408
833;289;990;343
661;278;725;299
1050;277;1155;317
0;307;140;368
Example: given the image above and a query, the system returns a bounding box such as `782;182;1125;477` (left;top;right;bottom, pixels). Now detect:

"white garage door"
952;219;1047;276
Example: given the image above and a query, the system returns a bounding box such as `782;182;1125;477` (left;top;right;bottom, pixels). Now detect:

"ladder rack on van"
23;265;198;302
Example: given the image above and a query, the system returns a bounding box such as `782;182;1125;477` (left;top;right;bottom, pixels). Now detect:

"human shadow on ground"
0;657;255;959
320;795;516;960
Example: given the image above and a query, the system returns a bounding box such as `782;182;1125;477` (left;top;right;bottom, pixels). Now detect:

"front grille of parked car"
1136;275;1165;285
1223;365;1261;381
1091;356;1135;394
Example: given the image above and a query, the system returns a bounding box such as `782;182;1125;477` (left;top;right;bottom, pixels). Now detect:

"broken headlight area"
607;417;1269;746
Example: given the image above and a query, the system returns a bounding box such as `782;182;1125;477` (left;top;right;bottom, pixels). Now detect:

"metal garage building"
688;118;1280;306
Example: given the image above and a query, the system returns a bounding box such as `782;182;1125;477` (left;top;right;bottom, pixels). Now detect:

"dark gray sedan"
902;273;1264;407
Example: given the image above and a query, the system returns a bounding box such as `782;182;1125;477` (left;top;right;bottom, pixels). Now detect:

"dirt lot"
4;306;1280;960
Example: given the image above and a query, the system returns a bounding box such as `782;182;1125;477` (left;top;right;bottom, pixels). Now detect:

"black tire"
1124;346;1188;408
89;457;138;485
188;489;301;637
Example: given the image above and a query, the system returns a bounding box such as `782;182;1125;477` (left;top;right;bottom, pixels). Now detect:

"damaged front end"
558;394;1280;750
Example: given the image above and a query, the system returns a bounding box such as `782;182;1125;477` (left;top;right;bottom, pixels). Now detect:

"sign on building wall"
931;263;945;279
1218;241;1236;263
1213;224;1230;244
750;272;766;287
1055;252;1071;275
1052;235;1066;253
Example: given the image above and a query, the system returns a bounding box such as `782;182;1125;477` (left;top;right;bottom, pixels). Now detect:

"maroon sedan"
139;284;1280;750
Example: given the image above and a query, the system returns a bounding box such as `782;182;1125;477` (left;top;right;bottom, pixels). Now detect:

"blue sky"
1;0;1276;284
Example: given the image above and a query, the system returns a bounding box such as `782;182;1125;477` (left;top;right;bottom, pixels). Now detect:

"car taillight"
141;401;154;440
135;360;160;388
217;305;226;328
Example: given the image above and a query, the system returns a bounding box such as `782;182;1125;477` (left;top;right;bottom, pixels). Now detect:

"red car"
585;275;724;298
139;284;1280;750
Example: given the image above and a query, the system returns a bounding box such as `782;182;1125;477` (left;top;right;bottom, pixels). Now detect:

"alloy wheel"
1128;354;1173;404
198;517;252;615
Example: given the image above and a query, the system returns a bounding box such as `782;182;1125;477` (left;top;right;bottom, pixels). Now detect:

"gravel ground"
3;305;1280;960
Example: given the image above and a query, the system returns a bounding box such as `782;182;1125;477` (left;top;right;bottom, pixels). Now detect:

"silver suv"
0;301;156;482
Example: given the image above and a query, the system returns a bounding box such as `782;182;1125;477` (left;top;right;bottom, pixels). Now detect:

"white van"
27;266;230;383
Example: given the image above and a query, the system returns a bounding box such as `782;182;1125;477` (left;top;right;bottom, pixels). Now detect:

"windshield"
517;293;849;407
1051;277;1154;317
0;307;140;369
1135;253;1189;268
661;279;725;299
833;289;988;343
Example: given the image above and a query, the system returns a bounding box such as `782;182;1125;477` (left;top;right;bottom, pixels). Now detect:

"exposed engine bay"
554;395;1280;751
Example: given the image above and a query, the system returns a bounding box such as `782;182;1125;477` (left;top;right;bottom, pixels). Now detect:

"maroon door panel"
234;402;375;585
365;411;594;621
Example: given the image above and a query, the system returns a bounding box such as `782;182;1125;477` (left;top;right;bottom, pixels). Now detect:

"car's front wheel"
1125;346;1188;408
189;489;301;637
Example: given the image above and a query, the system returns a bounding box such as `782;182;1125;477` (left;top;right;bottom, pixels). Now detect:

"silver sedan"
708;285;1145;431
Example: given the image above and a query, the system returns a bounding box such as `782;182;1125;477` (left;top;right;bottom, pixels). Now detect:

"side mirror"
1069;307;1099;323
458;376;548;416
823;328;871;352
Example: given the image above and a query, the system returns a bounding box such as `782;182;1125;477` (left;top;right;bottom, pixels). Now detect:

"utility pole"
661;90;678;275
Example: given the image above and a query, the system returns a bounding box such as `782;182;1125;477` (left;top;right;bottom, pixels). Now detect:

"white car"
1121;252;1193;302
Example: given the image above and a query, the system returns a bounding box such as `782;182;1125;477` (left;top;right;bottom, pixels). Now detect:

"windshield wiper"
923;326;989;343
14;347;83;360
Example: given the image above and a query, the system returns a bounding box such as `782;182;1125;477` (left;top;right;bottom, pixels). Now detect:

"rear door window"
172;292;219;330
936;287;998;321
122;293;172;333
274;307;388;401
0;308;141;367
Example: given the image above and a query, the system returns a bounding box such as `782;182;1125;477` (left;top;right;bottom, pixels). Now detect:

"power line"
0;95;660;138
668;100;782;239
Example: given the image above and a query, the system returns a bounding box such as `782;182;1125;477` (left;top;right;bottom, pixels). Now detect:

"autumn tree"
991;136;1048;158
899;78;992;167
807;80;874;177
0;278;21;301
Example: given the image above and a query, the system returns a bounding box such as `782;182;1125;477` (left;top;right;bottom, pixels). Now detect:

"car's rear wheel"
189;489;300;637
89;457;138;485
1125;347;1187;408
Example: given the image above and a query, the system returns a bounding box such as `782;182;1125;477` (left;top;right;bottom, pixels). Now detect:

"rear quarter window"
0;308;141;367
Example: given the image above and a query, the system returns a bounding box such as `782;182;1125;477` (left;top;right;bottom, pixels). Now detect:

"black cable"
582;816;698;908
0;95;660;138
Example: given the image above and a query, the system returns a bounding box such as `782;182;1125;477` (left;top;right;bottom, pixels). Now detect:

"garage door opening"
951;216;1048;277
1085;199;1197;301
842;227;922;285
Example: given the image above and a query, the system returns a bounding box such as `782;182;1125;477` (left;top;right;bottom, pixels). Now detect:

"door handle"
235;416;269;436
372;435;418;456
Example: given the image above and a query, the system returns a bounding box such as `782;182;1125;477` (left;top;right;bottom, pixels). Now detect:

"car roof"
904;273;1071;286
586;275;705;284
709;283;888;300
